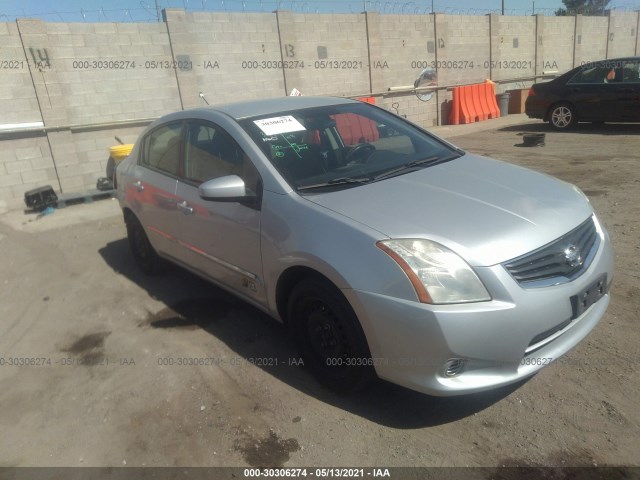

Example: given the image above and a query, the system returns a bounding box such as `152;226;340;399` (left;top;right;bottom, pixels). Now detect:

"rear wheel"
126;214;164;275
288;277;375;393
549;103;577;130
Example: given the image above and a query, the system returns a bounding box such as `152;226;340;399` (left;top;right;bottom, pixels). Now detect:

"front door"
174;120;265;305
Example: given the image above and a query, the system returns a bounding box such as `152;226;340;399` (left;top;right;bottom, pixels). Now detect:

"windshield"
241;102;459;191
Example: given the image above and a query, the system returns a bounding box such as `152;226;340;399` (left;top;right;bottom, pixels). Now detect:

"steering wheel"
345;143;376;163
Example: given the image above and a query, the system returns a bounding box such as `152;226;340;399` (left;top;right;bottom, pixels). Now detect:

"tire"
106;156;116;181
126;214;164;275
548;103;577;130
288;277;375;393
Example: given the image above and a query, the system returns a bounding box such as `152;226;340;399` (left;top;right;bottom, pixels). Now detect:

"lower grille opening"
526;318;573;354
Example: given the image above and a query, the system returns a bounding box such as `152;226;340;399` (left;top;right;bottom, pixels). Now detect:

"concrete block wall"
574;15;609;65
21;21;181;126
0;23;42;126
276;11;370;97
1;10;640;211
367;13;438;128
607;11;639;58
637;16;640;56
434;15;491;86
165;10;285;110
0;135;55;212
367;13;436;91
12;19;182;203
534;16;575;75
490;14;536;82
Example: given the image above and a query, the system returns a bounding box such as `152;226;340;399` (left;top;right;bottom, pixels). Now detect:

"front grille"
504;216;599;286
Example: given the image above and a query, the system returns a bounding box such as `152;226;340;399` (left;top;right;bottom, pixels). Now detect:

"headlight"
377;239;491;304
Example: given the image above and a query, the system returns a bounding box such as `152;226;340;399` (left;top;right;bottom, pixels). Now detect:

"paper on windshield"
254;116;306;136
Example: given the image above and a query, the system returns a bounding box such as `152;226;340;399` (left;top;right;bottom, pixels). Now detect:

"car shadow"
499;122;640;135
99;238;528;429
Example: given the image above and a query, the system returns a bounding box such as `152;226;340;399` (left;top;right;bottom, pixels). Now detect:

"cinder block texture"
2;10;640;210
490;14;536;81
574;15;608;65
276;11;370;97
607;11;639;58
434;14;491;86
368;13;436;93
377;94;439;129
165;10;284;109
0;23;42;125
535;15;575;75
16;19;180;127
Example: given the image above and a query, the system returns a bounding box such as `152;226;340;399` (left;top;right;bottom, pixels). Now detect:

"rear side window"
622;60;640;83
569;61;628;84
141;122;183;176
569;65;611;84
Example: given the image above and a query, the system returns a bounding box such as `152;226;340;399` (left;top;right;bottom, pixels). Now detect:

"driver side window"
183;121;260;193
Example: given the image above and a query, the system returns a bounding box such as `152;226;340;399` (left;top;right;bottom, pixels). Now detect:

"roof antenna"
199;92;209;105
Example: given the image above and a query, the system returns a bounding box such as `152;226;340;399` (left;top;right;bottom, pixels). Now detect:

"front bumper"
343;223;614;396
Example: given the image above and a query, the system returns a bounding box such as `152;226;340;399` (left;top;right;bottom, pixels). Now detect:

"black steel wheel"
288;277;375;393
126;214;164;275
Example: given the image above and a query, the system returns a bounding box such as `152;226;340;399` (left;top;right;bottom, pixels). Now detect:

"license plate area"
570;274;607;320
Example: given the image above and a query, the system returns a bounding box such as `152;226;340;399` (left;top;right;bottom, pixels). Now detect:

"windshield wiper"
373;154;458;182
297;177;371;191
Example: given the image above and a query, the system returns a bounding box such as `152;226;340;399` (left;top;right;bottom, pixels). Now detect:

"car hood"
305;153;593;266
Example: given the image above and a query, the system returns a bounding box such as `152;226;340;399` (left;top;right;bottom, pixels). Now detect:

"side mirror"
198;175;251;201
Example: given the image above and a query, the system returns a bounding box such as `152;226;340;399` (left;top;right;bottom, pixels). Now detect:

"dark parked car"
526;57;640;130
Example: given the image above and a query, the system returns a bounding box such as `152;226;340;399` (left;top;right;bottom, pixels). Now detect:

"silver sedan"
116;96;613;396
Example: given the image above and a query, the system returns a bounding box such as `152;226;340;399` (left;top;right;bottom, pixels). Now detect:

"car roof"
188;96;359;121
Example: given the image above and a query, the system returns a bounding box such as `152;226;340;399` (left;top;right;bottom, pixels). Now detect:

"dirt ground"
0;118;638;474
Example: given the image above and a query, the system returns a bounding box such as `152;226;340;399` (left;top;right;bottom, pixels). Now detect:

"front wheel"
549;103;577;130
288;277;375;393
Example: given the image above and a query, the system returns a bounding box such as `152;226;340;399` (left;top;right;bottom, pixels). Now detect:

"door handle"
133;180;144;192
177;201;194;215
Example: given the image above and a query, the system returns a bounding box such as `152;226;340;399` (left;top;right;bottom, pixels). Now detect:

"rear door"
173;120;266;305
565;62;618;122
127;121;183;259
613;59;640;121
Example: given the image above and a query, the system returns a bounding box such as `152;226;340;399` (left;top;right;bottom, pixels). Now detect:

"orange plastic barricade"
484;81;500;119
471;83;487;121
448;81;500;125
459;85;477;124
477;83;492;121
